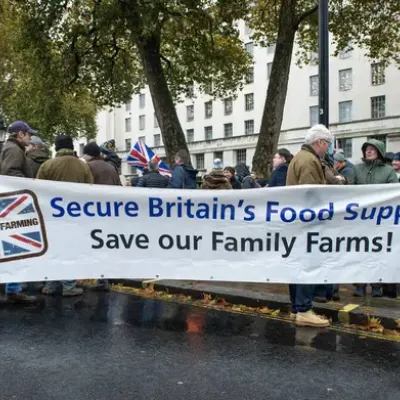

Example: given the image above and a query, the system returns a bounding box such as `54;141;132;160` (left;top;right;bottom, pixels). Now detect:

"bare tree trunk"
252;0;298;178
137;35;191;168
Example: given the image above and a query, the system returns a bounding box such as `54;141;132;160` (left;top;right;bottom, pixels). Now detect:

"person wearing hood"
201;170;232;189
168;149;198;189
268;148;292;187
26;136;51;177
235;163;258;189
353;139;398;298
391;152;400;181
333;152;355;184
223;166;242;189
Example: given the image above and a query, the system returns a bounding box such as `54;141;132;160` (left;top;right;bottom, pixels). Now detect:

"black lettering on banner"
91;229;104;249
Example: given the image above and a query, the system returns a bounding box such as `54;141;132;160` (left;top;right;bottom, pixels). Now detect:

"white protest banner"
0;176;398;284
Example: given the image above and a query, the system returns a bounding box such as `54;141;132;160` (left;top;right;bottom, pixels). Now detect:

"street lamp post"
318;0;329;128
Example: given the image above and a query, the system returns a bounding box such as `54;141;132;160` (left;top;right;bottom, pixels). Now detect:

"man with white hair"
286;124;332;328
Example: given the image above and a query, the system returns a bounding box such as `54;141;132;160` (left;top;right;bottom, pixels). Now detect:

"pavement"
118;280;400;330
0;291;399;400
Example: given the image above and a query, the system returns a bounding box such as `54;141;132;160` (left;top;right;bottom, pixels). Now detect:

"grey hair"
149;160;159;171
304;124;333;145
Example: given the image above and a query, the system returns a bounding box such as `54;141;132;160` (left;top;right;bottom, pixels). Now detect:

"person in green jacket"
353;139;398;298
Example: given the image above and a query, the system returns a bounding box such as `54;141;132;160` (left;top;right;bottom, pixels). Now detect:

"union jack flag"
0;191;48;262
126;139;171;175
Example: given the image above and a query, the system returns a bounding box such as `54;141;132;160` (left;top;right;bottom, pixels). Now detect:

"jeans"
44;280;76;292
6;283;22;294
314;284;334;299
289;284;314;313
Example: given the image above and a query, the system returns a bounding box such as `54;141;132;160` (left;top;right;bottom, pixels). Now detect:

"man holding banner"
286;124;332;327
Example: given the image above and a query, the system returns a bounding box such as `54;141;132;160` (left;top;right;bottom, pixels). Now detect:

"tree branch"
295;5;318;29
160;53;172;72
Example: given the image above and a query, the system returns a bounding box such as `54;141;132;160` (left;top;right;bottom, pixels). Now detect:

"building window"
205;101;213;118
339;69;352;91
267;44;276;54
154;114;159;128
338;44;353;59
154;134;161;147
139;93;146;109
186;83;194;98
246;67;254;84
310;51;318;65
130;165;137;175
125;139;131;151
125;117;132;132
310;75;319;96
79;143;84;157
186;105;194;122
266;62;273;80
224;123;233;138
245;42;254;56
244;120;254;135
204;81;213;94
371;96;386;119
309;106;319;126
337;138;353;158
204;126;213;140
235;149;247;165
339;101;352;123
224;98;233;115
139;115;145;130
371;62;385;86
139;136;146;144
195;154;205;170
368;134;387;147
214;151;223;165
186;129;194;143
245;93;254;111
125;102;131;112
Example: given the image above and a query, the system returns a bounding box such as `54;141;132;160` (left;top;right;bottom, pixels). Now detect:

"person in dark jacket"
223;167;242;189
333;152;355;184
138;160;169;188
100;140;122;174
268;148;292;187
235;163;258;188
0;121;38;304
26;136;51;178
83;142;121;185
168;149;198;189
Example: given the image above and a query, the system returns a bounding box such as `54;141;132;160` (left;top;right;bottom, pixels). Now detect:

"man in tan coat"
37;135;93;296
286;124;332;328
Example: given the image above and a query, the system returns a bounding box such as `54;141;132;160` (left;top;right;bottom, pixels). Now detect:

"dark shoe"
331;293;341;301
353;287;365;297
62;287;83;297
313;296;328;303
372;287;382;298
7;292;38;304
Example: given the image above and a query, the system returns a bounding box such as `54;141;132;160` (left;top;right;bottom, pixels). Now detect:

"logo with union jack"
0;190;48;263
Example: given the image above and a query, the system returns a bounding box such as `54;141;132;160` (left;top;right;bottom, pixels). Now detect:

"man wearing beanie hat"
37;134;93;297
83;141;121;186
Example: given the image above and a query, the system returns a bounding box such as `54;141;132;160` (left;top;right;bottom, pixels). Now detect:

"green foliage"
0;0;98;141
248;0;400;66
6;0;251;106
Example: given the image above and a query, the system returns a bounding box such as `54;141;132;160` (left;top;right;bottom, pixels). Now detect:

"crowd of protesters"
0;120;398;328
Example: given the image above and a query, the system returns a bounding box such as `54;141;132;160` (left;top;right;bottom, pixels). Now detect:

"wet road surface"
0;291;399;400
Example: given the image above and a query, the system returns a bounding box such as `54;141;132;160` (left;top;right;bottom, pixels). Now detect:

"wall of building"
77;21;400;176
